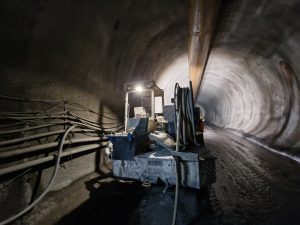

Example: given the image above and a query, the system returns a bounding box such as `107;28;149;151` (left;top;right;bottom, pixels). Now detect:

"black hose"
174;83;198;147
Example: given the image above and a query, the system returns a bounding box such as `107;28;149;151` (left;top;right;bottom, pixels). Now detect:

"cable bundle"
0;94;123;224
174;82;198;148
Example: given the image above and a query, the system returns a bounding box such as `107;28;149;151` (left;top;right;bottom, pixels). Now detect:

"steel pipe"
0;137;105;158
0;128;100;148
0;142;108;176
0;122;67;135
0;130;66;147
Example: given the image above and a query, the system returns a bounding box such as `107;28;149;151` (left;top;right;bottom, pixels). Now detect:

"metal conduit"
0;128;101;147
0;130;66;147
0;142;108;176
0;137;105;159
0;122;67;135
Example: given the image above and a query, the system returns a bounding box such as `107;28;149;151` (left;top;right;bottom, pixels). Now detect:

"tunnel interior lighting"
135;86;144;92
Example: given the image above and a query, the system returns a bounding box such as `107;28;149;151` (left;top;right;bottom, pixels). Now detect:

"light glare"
135;86;144;92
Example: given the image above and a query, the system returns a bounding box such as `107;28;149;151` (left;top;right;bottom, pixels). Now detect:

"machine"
107;80;215;189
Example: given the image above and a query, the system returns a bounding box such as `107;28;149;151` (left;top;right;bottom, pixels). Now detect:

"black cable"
174;84;198;147
0;94;121;121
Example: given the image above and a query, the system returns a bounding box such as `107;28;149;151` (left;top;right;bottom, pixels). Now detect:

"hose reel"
173;81;198;148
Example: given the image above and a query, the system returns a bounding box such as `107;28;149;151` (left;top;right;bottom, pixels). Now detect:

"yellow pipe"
187;0;220;99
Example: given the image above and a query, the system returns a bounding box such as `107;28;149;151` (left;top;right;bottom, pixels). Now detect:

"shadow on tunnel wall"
95;98;124;173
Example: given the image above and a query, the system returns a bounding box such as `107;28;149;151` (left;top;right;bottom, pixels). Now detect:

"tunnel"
0;0;300;225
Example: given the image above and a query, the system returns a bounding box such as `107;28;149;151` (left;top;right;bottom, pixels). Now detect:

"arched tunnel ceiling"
0;0;299;154
159;0;300;152
197;0;300;151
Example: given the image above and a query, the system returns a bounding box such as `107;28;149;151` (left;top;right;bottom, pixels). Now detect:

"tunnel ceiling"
0;0;299;153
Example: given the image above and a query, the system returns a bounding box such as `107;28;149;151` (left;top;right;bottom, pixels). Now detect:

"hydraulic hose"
0;125;76;225
174;84;198;147
171;109;181;225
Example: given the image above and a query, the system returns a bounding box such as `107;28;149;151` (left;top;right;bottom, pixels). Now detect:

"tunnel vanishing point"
0;0;300;225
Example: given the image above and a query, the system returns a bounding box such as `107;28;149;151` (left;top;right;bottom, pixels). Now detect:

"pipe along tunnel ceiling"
0;0;299;156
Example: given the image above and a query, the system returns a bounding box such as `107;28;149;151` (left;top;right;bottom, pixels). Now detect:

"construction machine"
107;80;215;189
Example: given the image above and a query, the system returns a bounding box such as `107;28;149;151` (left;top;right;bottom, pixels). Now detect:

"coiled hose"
174;82;198;147
172;82;198;225
0;125;76;225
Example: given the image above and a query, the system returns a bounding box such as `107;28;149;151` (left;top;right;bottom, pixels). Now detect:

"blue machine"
108;81;216;189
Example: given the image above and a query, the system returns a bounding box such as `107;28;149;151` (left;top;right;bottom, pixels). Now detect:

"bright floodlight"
135;86;144;92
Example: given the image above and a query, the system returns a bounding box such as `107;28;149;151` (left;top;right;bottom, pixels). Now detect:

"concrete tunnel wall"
158;0;300;156
0;0;299;223
0;0;187;223
198;0;300;155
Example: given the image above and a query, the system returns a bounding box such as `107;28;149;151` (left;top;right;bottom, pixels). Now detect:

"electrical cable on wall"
0;95;121;224
0;94;121;121
0;125;76;225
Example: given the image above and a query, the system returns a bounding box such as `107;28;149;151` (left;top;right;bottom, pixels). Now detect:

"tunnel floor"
36;127;300;225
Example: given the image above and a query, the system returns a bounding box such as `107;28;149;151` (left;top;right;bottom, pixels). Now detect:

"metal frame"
124;80;164;132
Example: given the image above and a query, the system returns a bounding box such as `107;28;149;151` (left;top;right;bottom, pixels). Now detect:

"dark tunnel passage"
0;0;300;225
